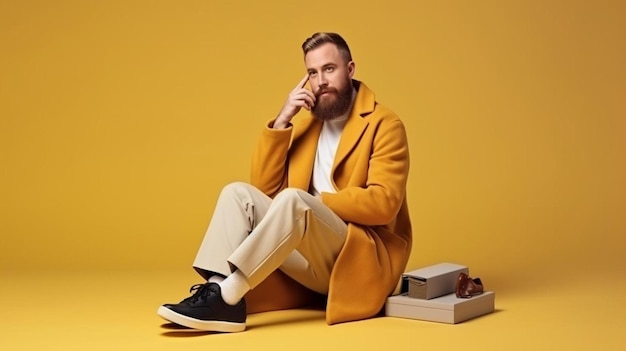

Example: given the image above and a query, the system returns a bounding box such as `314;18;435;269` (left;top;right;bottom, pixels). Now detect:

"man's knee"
221;181;251;193
273;188;308;205
219;182;259;200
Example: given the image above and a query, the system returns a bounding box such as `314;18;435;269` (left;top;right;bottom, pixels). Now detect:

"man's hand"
273;74;316;129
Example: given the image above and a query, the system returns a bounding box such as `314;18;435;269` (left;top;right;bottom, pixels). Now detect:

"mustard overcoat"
250;81;412;325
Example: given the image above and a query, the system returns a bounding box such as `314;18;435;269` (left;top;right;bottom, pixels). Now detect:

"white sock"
208;275;224;284
219;270;250;306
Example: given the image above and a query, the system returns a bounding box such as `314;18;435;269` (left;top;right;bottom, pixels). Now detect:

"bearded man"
157;32;412;332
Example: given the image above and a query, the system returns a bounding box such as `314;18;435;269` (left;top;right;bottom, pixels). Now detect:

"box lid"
402;263;467;281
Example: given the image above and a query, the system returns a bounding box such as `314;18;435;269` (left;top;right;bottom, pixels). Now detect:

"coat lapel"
333;81;375;172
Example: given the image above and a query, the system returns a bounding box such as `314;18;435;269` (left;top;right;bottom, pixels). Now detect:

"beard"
312;80;354;121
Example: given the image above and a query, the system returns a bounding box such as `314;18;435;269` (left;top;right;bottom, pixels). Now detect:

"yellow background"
1;0;624;350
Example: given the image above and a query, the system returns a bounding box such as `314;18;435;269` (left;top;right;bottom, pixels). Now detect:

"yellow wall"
1;0;624;286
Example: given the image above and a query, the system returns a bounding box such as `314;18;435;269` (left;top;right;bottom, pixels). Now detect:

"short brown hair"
302;32;352;62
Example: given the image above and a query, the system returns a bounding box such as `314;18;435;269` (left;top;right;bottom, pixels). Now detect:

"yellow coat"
249;81;412;325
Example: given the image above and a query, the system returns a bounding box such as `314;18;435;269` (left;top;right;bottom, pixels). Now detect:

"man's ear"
347;61;356;78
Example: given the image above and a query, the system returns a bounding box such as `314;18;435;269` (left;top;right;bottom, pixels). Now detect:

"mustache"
315;87;338;97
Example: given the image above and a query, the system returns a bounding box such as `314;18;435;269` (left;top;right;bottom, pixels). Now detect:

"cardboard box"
385;291;495;324
402;263;468;299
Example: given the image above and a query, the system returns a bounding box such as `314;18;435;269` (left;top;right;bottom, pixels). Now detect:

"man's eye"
308;72;317;77
325;67;334;72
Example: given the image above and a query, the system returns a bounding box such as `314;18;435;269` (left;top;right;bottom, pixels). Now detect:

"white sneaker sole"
157;306;246;333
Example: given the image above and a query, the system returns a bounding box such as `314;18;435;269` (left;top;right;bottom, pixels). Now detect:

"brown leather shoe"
455;272;484;298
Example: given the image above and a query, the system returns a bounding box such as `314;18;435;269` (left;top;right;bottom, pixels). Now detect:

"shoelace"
181;283;216;305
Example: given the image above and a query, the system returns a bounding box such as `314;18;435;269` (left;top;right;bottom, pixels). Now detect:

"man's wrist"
272;118;288;129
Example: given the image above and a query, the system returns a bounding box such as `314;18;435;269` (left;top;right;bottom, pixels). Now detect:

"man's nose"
316;73;328;87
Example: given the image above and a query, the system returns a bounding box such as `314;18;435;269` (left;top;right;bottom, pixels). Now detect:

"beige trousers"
192;182;348;294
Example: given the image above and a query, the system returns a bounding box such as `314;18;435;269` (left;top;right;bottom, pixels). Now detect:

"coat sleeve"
250;120;292;197
322;118;409;225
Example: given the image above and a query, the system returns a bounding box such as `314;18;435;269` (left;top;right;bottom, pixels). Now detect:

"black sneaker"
157;282;246;332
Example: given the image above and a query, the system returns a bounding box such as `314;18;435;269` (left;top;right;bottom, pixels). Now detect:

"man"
157;32;412;332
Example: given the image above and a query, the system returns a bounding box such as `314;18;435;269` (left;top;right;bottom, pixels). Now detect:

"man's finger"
295;89;316;101
295;74;309;89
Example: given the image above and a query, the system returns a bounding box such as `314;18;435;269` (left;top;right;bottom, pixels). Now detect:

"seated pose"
157;32;412;332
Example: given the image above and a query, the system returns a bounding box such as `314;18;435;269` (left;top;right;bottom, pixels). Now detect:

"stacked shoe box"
385;263;495;324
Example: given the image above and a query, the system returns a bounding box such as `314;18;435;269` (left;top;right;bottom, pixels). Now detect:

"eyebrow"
307;63;337;73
